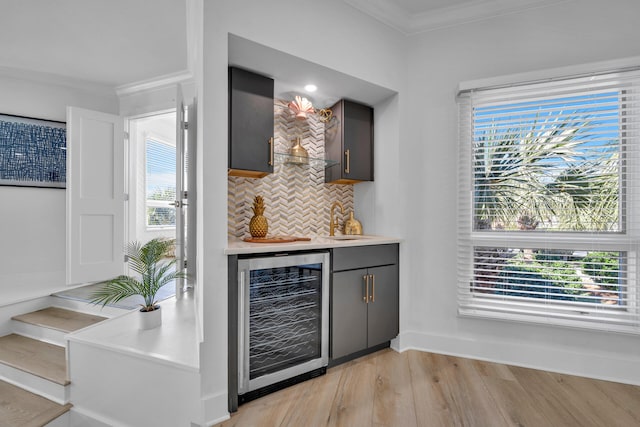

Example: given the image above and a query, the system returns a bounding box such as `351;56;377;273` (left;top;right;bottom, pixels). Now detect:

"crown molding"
0;66;115;97
115;70;193;97
343;0;410;34
344;0;568;35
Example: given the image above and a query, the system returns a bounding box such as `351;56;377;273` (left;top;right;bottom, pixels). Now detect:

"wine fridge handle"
238;271;245;388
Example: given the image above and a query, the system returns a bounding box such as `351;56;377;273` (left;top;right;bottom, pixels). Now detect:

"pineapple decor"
249;195;269;238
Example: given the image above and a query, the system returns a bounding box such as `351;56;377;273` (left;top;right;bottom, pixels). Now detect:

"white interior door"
175;92;198;296
66;107;125;285
175;87;187;297
186;98;197;291
187;97;200;342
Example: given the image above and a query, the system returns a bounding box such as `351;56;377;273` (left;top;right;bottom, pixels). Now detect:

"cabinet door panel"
332;269;368;359
343;101;373;181
229;67;274;174
366;264;399;348
324;99;373;184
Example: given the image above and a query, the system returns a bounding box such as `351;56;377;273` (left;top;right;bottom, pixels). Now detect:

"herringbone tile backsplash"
228;99;354;239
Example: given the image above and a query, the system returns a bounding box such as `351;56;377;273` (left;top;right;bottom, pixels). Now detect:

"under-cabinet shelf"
274;152;339;169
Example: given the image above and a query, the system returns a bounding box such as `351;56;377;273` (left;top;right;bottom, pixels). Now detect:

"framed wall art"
0;114;67;188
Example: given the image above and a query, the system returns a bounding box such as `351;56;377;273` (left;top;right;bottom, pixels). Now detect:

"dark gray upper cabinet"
324;99;374;184
228;67;274;178
331;244;399;361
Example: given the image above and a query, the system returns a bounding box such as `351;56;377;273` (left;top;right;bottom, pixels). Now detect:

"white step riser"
11;319;67;346
49;297;129;318
0;297;51;337
45;411;70;427
0;363;69;405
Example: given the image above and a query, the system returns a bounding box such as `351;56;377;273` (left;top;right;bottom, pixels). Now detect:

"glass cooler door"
238;252;329;394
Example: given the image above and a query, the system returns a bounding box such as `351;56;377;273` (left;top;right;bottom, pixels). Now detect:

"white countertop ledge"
225;235;401;255
66;293;199;372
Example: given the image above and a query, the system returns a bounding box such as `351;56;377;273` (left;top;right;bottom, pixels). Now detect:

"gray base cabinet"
332;268;368;358
331;244;399;360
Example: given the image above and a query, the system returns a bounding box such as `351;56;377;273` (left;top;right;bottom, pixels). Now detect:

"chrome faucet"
329;201;344;236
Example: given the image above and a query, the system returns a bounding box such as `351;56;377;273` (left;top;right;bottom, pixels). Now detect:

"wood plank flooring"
12;307;106;333
0;334;68;385
217;349;640;427
0;380;71;427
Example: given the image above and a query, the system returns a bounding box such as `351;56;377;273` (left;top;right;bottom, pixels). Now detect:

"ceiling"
343;0;567;34
0;0;187;88
0;0;567;91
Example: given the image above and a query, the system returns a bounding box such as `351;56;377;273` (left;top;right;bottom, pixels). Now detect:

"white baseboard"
68;407;127;427
395;330;640;386
201;391;230;427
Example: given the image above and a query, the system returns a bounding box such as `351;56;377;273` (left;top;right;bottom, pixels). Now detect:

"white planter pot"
139;306;161;330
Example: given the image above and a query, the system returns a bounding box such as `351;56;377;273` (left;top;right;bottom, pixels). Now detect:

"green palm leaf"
473;108;618;231
89;238;187;311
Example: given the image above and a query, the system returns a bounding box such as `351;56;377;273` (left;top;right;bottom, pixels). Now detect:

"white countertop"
225;235;401;255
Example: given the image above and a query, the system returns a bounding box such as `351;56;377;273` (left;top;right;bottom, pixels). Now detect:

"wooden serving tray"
243;236;312;243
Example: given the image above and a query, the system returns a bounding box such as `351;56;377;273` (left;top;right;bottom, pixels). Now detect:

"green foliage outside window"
581;252;620;290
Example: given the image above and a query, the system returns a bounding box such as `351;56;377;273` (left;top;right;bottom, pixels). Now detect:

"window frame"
457;68;640;334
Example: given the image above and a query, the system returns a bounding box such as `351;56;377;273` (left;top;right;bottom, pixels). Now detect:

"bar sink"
326;235;373;240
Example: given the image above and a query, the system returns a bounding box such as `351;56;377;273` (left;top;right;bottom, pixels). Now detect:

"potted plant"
89;238;186;330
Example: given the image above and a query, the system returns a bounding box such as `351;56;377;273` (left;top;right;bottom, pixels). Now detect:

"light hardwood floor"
218;349;640;427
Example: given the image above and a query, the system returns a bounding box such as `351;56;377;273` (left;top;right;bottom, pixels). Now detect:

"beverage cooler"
237;251;330;399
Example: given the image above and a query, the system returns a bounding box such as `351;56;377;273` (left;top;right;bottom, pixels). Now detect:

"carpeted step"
0;334;68;386
12;307;106;333
0;379;71;427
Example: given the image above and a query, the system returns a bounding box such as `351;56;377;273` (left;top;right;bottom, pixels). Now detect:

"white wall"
200;0;406;423
0;72;118;306
399;0;640;384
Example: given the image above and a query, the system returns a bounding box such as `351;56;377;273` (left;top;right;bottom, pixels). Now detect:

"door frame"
125;109;177;254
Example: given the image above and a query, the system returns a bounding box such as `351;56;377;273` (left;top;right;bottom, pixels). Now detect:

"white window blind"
145;138;176;228
457;68;640;334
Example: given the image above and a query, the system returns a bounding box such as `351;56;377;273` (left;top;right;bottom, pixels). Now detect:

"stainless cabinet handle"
370;274;375;302
268;137;274;166
363;274;369;303
345;149;350;174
